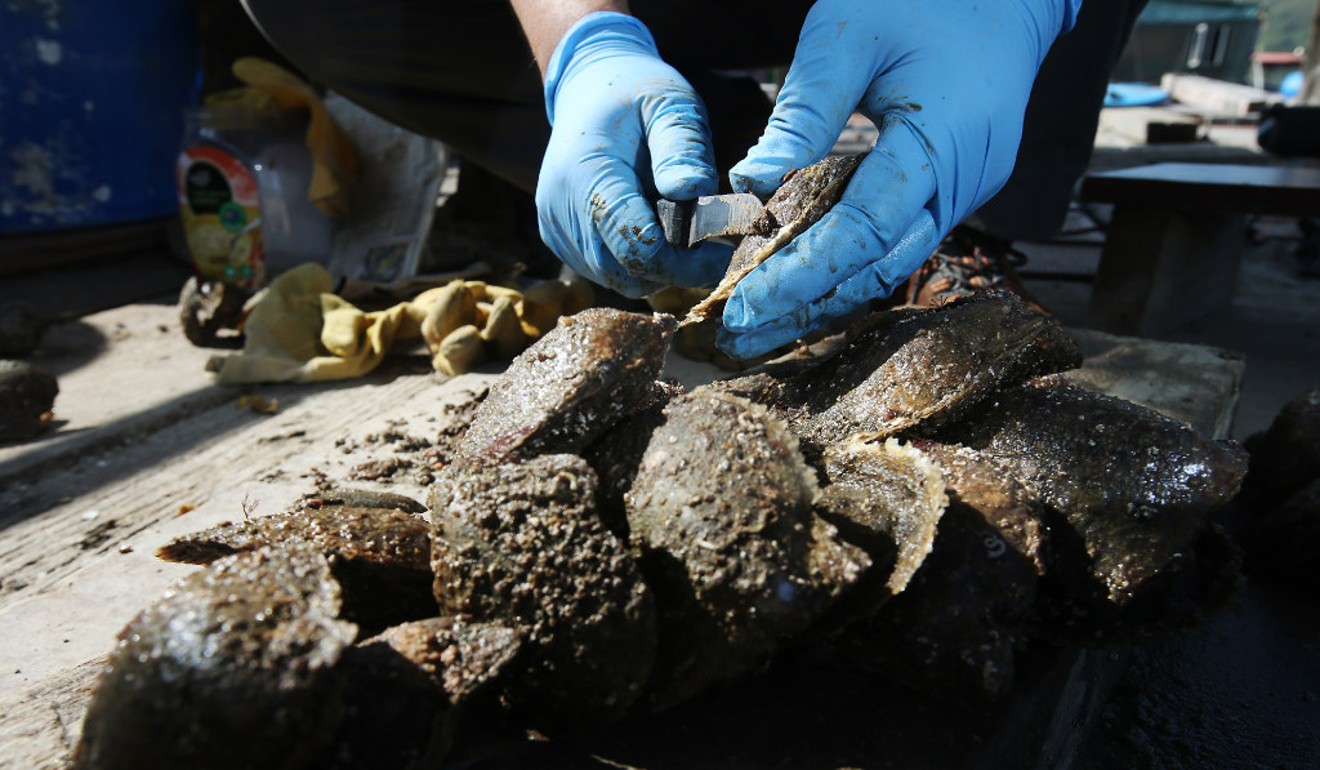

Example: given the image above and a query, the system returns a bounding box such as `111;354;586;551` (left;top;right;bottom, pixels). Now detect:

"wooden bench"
1080;162;1320;335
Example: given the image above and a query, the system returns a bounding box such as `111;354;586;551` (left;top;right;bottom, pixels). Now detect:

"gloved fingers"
536;165;666;299
722;207;873;333
728;25;873;198
718;210;940;360
716;306;818;361
840;111;944;248
643;83;720;201
651;239;734;288
723;134;938;331
587;159;730;291
541;233;668;300
818;209;942;309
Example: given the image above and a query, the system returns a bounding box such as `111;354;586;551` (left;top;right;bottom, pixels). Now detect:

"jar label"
177;145;265;288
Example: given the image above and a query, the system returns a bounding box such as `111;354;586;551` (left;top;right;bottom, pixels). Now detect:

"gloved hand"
537;12;733;298
720;0;1082;358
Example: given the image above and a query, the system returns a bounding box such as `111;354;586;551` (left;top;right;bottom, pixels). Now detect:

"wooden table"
0;302;1244;770
1081;162;1320;336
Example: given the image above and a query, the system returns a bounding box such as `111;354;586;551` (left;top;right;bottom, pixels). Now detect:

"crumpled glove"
720;0;1082;358
537;12;733;298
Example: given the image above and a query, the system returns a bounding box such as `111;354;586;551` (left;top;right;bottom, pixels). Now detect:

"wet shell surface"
455;308;675;462
74;544;357;770
786;292;1081;452
833;441;1047;697
626;387;869;707
937;377;1249;604
816;437;948;604
684;153;864;325
156;505;436;637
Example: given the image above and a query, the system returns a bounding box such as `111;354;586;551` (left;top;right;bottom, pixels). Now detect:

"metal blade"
657;193;765;247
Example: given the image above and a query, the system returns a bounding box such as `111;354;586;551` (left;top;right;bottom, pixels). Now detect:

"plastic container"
177;105;333;288
1;1;199;233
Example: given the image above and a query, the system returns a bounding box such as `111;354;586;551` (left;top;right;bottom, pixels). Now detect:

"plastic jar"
176;105;333;288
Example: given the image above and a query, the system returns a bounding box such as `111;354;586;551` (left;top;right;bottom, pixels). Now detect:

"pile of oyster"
73;291;1248;769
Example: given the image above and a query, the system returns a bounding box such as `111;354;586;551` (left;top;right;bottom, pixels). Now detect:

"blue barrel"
1;1;199;233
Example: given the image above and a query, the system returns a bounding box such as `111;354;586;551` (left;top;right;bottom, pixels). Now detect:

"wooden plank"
1086;206;1247;335
0;304;226;486
1097;107;1202;146
1160;73;1284;117
0;369;495;770
1062;329;1245;438
0;368;493;688
1081;162;1320;216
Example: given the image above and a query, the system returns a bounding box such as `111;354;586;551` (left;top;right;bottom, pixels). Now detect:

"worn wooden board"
1096;107;1202;146
0;301;497;769
1159;73;1284;118
0;303;1243;770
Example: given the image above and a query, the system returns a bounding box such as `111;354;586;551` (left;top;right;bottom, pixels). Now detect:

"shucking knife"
657;193;766;247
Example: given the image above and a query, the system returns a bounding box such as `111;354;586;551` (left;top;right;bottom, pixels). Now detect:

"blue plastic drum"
1;1;199;233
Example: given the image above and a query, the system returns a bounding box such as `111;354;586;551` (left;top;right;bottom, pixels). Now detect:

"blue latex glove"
720;0;1082;358
537;12;733;298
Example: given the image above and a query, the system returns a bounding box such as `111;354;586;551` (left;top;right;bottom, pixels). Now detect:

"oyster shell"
1242;385;1320;508
581;379;685;537
0;358;57;440
833;442;1046;697
428;454;656;728
74;544;357;770
157;505;435;637
937;377;1248;605
814;437;948;618
329;618;522;769
625;388;869;707
455;308;675;462
785;292;1081;452
683;154;864;325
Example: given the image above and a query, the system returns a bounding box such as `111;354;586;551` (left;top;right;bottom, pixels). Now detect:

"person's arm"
508;0;628;78
510;1;732;298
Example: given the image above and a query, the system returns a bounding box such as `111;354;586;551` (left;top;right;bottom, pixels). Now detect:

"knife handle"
656;198;694;247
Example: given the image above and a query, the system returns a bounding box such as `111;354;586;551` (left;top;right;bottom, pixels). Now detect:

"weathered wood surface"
0;301;495;769
0;302;1243;770
1159;73;1284;118
1096;107;1202;146
1081;162;1320;216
